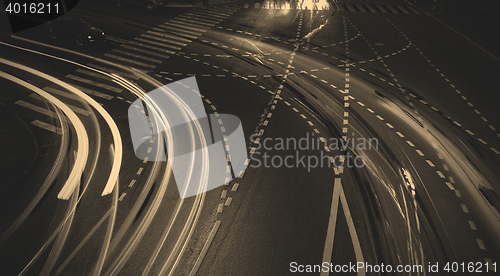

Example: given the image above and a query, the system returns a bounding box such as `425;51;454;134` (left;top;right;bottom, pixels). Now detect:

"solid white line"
190;224;218;262
320;178;342;276
340;184;365;276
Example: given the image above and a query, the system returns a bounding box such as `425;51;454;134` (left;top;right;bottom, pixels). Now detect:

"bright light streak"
0;66;89;200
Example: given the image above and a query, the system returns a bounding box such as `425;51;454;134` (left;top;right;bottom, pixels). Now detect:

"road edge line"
189;220;221;276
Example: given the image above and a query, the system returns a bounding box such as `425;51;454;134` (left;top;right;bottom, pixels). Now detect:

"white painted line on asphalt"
16;100;57;118
477;239;486;250
103;53;156;69
436;171;445;178
461;204;469;213
119;45;170;60
416;150;424;156
66;74;124;93
340;183;365;276
376;4;388;13
31;120;62;134
118;193;127;201
128;179;136;188
29;94;91;116
320;178;342;276
231;183;239;192
355;4;367;12
127;41;176;55
386;5;399;13
189;221;221;276
87;63;140;80
66;84;114;100
445;182;455;190
397;5;410;14
112;49;163;63
366;4;378;13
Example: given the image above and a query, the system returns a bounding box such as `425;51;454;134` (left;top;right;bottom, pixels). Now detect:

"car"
45;17;105;46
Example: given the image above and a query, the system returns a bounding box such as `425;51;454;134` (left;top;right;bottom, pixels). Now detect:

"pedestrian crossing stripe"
242;3;420;14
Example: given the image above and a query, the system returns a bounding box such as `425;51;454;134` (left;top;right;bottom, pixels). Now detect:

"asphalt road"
0;0;499;275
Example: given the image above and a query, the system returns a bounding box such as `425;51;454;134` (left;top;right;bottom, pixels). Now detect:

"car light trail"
0;67;89;201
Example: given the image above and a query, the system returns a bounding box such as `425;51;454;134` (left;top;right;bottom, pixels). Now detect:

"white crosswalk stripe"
155;27;199;39
170;19;212;29
161;23;207;34
16;100;57;118
407;6;420;14
87;63;139;80
66;83;116;100
346;3;356;12
45;85;114;101
112;49;163;63
376;4;389;13
397;5;410;14
44;85;84;101
178;14;219;24
119;44;171;60
66;73;125;92
103;53;157;69
146;31;192;43
29;93;92;116
184;12;224;22
172;18;215;27
31;120;62;134
86;7;238;77
355;4;367;12
366;4;378;13
75;68;114;81
241;2;419;13
127;41;176;55
141;34;188;47
386;5;400;13
134;37;183;51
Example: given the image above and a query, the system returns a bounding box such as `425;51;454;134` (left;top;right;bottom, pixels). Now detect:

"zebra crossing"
243;1;420;14
16;7;239;134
